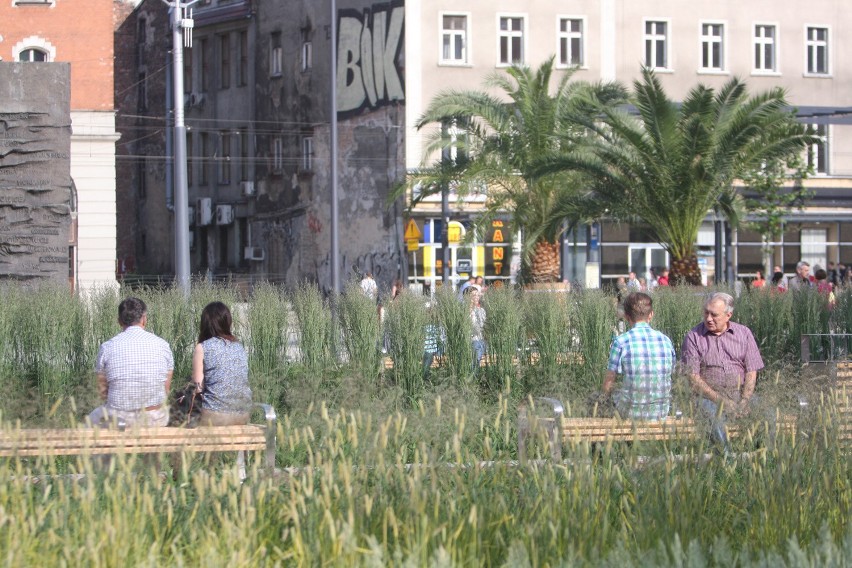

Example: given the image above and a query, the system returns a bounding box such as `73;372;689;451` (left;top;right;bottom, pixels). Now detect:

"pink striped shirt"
681;321;764;398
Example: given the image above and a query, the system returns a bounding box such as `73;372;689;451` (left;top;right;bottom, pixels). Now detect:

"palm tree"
406;57;625;283
561;69;814;284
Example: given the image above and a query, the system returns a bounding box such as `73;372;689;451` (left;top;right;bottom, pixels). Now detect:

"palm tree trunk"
530;240;561;283
670;255;702;286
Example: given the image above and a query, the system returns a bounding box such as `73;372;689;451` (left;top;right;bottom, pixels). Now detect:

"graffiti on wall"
314;247;401;295
337;0;404;118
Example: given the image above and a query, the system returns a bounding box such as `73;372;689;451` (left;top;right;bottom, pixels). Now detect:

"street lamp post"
164;0;194;296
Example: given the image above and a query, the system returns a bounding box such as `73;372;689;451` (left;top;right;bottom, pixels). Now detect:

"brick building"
0;0;121;289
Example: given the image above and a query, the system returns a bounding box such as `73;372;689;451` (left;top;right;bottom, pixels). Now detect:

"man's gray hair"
705;292;734;314
797;260;810;271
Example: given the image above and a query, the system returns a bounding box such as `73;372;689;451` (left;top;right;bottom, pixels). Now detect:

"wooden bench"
518;397;798;462
828;362;852;441
0;403;277;479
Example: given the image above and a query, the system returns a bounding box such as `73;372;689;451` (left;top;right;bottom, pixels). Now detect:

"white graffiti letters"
337;3;404;115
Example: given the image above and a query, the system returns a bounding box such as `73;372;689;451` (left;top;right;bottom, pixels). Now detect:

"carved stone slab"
0;63;72;285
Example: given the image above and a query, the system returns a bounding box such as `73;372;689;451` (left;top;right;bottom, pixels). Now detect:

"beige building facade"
405;0;852;286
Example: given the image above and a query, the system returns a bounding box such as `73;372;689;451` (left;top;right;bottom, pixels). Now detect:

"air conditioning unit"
188;205;195;227
196;198;213;226
216;204;234;225
244;246;266;261
240;181;256;197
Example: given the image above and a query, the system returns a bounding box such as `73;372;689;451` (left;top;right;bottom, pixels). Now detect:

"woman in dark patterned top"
192;301;253;426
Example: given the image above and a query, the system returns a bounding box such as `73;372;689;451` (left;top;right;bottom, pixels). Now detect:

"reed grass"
1;395;850;566
481;286;524;393
384;291;430;399
339;282;383;380
522;291;571;393
569;289;618;395
291;282;334;373
435;286;474;385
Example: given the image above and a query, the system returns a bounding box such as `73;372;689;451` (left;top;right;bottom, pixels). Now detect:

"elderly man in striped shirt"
87;297;174;427
604;292;675;420
681;292;765;448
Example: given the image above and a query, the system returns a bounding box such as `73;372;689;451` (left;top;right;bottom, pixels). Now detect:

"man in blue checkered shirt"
604;292;675;420
87;297;174;427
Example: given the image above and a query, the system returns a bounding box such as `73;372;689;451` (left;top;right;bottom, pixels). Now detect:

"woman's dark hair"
771;271;784;285
198;301;237;343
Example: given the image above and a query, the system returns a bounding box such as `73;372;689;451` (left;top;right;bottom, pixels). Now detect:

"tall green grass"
384;291;429;399
435;286;474;385
1;396;851;566
339;282;382;380
523;291;571;390
291;282;334;373
569;289;618;396
481;286;524;393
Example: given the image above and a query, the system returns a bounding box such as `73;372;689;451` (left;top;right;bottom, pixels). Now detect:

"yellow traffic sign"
407;239;419;252
404;219;422;241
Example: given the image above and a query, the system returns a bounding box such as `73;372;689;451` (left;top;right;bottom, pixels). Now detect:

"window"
136;18;147;69
219;33;230;89
301;29;312;71
13;37;55;61
753;24;777;73
236;31;248;86
187;135;193;186
239;129;249;182
272;137;283;172
270;32;283;77
137;159;147;200
136;72;148;112
806;26;829;75
183;46;193;93
219;132;231;184
808;124;829;175
441;14;468;64
200;132;210;185
558;17;584;67
498;16;524;66
801;228;827;269
643;20;669;70
199;38;210;92
301;137;313;171
700;22;724;71
18;49;47;62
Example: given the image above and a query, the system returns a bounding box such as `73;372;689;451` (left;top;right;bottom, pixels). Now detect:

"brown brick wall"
0;0;117;110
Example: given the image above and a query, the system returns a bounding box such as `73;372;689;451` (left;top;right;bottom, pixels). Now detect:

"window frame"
12;36;56;62
272;137;284;173
496;13;526;67
642;18;671;72
752;23;780;75
218;131;232;185
301;40;312;72
301;136;314;172
556;15;587;69
219;33;231;89
698;20;727;74
270;32;283;78
807;123;830;176
236;30;248;86
200;132;210;186
199;37;210;92
439;12;471;66
804;25;830;77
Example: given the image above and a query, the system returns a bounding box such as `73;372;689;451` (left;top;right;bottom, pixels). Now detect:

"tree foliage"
552;69;815;284
401;57;625;282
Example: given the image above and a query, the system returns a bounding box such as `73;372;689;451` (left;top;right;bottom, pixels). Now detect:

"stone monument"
0;63;72;285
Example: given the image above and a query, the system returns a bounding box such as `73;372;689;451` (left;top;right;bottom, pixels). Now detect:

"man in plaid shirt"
88;297;174;427
604;292;675;420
